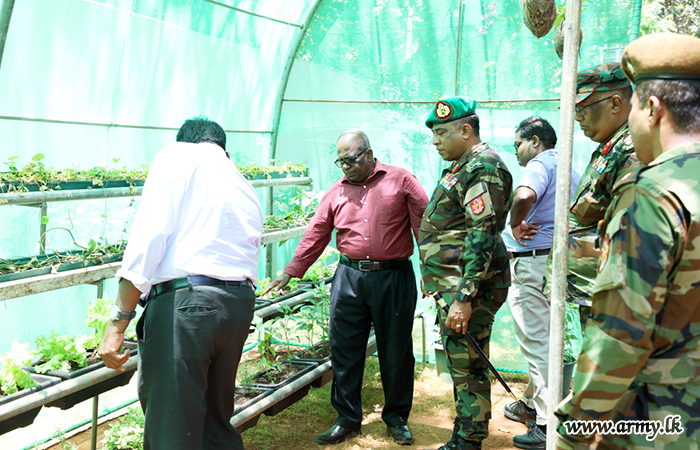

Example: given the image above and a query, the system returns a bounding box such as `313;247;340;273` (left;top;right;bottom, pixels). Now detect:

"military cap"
622;33;700;84
425;96;477;128
576;63;630;102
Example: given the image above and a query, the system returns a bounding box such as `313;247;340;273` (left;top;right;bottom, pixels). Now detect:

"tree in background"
642;0;699;37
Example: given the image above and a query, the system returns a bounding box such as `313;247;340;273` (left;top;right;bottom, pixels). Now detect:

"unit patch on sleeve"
470;196;485;215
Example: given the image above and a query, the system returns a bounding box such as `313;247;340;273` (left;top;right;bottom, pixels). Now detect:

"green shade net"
276;0;636;372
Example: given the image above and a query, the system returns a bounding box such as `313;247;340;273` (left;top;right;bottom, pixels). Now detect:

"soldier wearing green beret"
555;32;700;450
542;63;640;328
419;97;513;450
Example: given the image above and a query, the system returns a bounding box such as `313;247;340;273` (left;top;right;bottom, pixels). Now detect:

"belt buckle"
358;260;375;271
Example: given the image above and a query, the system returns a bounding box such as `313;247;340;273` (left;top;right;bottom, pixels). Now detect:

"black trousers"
136;283;255;450
329;262;418;428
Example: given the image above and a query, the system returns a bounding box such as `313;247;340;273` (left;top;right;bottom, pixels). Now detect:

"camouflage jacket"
555;142;700;449
418;143;513;299
544;124;639;306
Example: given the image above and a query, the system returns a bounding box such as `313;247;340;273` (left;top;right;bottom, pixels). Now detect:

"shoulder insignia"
597;235;610;273
470;196;485;215
435;101;453;121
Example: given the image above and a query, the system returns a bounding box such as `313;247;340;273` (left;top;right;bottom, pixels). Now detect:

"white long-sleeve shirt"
116;142;263;294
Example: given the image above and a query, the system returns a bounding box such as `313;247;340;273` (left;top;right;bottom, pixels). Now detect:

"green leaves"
0;340;37;395
33;331;91;373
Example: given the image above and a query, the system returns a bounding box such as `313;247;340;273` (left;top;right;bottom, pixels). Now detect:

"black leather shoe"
387;424;414;445
425;436;482;450
315;424;361;445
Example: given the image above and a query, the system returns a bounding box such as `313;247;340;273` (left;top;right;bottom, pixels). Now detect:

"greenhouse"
2;0;696;449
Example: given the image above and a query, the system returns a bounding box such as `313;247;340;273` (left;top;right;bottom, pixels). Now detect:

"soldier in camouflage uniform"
555;33;700;450
542;63;639;327
418;97;513;450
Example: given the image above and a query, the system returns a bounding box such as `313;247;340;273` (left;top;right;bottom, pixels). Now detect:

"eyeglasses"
574;96;613;114
334;148;369;168
513;138;529;152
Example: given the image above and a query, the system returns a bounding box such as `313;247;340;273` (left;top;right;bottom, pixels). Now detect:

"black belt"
508;248;551;259
149;275;253;298
339;254;411;272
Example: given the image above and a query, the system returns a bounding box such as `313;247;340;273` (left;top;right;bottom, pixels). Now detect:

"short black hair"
516;116;557;149
452;114;480;136
635;79;700;134
176;116;226;150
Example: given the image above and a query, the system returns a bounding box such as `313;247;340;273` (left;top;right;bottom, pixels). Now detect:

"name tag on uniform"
439;173;458;190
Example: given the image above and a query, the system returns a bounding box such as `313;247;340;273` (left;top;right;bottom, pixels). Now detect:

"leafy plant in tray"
0;340;37;397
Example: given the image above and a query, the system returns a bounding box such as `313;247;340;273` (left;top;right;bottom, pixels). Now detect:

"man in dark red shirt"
262;129;428;445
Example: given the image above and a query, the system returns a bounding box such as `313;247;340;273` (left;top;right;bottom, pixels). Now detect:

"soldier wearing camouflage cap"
542;62;640;327
419;97;513;450
555;33;700;450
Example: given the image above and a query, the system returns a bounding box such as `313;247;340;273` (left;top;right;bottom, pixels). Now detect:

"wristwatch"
109;305;137;322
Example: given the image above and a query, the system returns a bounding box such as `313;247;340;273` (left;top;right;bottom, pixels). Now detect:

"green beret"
622;33;700;84
425;96;477;129
576;63;630;102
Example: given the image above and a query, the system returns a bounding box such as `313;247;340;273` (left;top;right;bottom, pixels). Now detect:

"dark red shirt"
284;160;428;278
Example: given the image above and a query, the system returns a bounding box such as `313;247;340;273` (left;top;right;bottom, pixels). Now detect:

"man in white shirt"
99;117;263;450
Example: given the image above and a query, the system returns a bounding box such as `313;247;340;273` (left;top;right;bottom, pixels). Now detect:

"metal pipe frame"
265;0;324;278
0;114;272;133
546;0;582;447
230;333;376;429
0;225;309;302
454;0;464;96
0;177;311;206
282;98;560;104
0;0;15;71
203;0;303;28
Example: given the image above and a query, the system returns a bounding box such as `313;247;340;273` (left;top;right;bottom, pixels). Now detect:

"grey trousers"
137;282;255;450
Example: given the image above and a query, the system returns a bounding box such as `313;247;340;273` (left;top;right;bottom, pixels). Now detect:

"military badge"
598;235;610;272
435;101;453;121
439;173;458;190
469;196;485;215
624;135;633;147
602;141;612;155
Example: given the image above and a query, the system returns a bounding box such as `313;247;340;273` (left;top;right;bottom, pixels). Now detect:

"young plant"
269;303;299;363
101;406;145;450
0;340;37;396
252;316;282;380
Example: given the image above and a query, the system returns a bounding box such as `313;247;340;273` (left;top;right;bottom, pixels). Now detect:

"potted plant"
562;302;583;396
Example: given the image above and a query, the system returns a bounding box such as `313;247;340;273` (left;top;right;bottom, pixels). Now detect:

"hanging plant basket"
520;0;557;38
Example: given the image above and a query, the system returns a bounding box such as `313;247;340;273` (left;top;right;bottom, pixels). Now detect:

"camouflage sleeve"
555;181;684;446
456;167;510;299
572;151;639;227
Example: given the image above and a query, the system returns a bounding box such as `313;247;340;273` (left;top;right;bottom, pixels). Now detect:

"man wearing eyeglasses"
543;63;640;328
502;117;581;450
261;129;428;445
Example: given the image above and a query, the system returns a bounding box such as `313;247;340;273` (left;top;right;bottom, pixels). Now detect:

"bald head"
337;129;371;151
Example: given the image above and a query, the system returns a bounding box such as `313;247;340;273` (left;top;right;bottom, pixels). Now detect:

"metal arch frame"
265;0;325;277
0;0;15;72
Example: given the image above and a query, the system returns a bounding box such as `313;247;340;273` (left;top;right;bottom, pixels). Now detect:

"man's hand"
98;321;130;371
259;273;292;296
445;300;472;333
421;279;434;298
511;220;542;246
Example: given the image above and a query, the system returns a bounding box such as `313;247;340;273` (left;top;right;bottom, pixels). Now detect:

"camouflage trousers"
437;288;507;442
